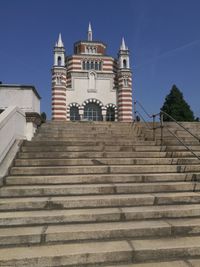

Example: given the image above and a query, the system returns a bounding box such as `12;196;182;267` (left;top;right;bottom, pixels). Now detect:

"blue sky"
0;0;200;119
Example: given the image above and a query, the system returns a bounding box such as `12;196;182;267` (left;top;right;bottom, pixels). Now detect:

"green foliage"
41;112;47;123
161;85;195;121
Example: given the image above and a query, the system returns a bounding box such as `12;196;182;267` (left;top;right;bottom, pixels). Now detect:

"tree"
161;85;195;121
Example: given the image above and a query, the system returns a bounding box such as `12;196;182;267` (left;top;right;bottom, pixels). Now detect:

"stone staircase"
1;121;200;266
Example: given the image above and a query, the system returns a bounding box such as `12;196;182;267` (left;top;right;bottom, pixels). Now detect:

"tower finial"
120;37;126;50
88;22;93;41
57;33;64;47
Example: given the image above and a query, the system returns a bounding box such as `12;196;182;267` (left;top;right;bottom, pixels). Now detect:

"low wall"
0;106;26;164
0;107;42;186
0;107;26;185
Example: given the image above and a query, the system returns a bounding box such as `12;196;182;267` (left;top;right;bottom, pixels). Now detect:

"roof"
66;54;116;59
74;40;107;47
0;84;41;99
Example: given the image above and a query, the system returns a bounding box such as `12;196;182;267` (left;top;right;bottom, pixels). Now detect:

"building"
51;23;133;122
0;83;41;141
0;84;41;114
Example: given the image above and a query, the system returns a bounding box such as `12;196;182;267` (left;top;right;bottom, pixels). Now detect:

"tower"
117;37;133;122
88;22;93;41
51;33;67;120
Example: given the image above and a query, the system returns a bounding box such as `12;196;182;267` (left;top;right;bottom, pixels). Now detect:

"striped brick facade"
51;26;133;122
117;71;133;122
52;67;67;120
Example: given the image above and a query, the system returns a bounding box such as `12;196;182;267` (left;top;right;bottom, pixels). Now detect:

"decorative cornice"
25;112;42;126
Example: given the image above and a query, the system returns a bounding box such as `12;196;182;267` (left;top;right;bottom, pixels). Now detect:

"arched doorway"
106;107;115;121
70;106;80;121
84;103;103;121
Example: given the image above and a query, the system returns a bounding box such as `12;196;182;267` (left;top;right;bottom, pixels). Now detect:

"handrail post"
133;100;137;122
153;114;156;141
160;113;164;146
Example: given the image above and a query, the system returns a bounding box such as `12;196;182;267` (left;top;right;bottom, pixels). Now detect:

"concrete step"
21;144;105;152
44;121;134;126
166;145;200;152
0;220;171;246
37;132;136;137
18;151;169;159
37;132;135;137
35;135;139;141
37;131;137;137
23;140;155;146
106;261;191;267
163;139;200;145
41;122;132;129
185;259;200;267
41;121;131;127
39;123;133;128
17;150;200;159
2;235;200;266
1;192;200;211
22;145;163;153
21;144;162;151
131;235;200;262
0;240;132;266
14;157;200;167
20;144;200;153
0;194;155;210
0;182;196;197
9;164;200;175
2;217;200;249
6;173;196;185
33;136;139;142
37;131;135;135
38;127;133;132
2;204;200;227
158;136;200;141
155;132;199;139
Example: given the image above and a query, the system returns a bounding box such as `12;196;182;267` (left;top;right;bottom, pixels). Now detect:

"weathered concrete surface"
1;121;200;266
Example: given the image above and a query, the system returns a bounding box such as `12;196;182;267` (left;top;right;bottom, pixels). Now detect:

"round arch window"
70;106;80;121
123;59;127;68
84;103;103;121
106;107;115;121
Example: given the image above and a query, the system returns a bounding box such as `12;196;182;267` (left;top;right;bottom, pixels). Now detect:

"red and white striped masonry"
66;56;115;72
52;67;67;120
117;73;133;122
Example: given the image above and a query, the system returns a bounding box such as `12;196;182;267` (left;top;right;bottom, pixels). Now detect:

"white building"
0;84;40;113
52;23;133;122
0;83;41;143
0;83;41;183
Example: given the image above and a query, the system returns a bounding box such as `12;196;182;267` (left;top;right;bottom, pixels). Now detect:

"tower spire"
57;33;64;47
120;37;126;50
88;22;93;41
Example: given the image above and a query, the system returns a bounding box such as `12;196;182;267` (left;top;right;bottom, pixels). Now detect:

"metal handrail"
134;100;200;161
160;110;200;143
134;100;160;141
165;127;200;160
135;110;153;130
134;100;154;118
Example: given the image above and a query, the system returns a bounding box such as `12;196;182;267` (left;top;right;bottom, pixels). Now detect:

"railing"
134;100;160;141
134;100;200;161
160;110;200;143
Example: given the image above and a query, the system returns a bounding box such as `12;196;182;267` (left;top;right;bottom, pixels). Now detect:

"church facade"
51;23;133;122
